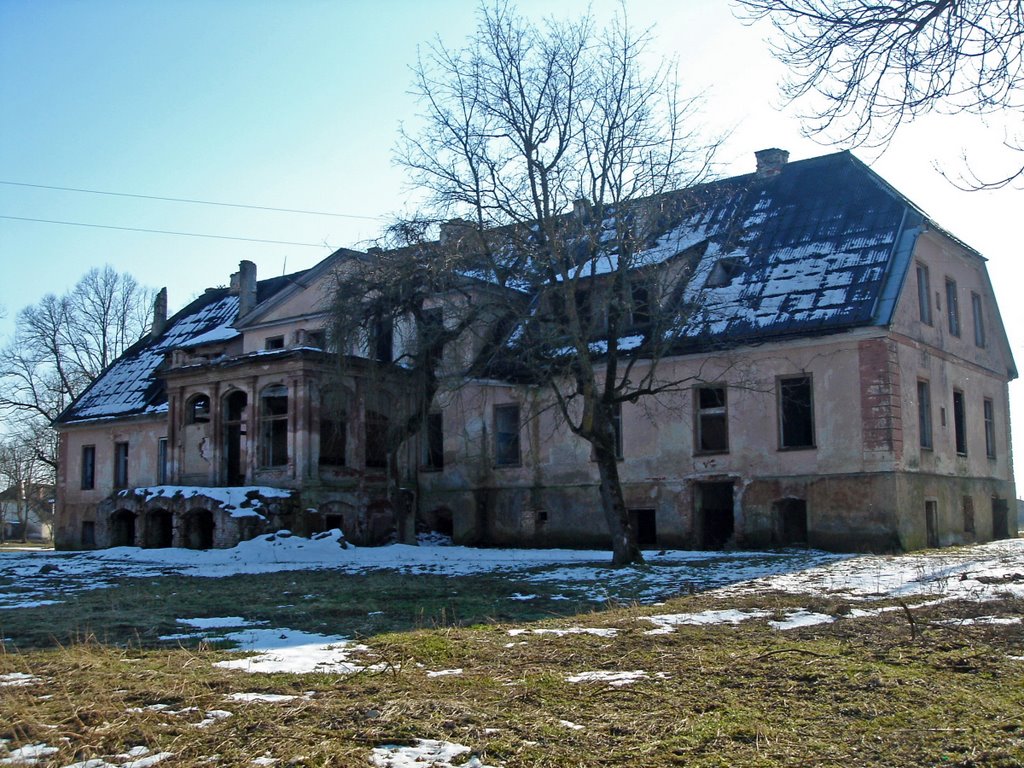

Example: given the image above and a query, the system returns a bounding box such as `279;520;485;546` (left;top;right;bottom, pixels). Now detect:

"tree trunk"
593;441;643;566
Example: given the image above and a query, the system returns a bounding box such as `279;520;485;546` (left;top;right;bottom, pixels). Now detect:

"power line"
0;214;332;248
0;180;385;221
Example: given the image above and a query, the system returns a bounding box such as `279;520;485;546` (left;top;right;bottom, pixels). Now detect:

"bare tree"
324;222;527;543
0;266;153;472
737;0;1024;187
0;431;50;543
388;3;720;565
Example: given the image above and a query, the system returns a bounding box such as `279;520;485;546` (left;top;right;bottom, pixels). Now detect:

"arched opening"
259;384;289;467
144;509;174;548
109;509;136;547
186;393;211;424
183;509;215;550
223;390;249;484
773;498;808;546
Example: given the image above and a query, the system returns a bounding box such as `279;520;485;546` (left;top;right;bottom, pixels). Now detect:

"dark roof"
600;151;931;346
56;273;302;425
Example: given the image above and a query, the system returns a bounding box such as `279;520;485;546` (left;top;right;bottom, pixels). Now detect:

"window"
306;329;326;349
259;384;289;467
695;386;728;454
494;404;521;466
365;411;389;468
952;389;967;455
778;376;814;449
81;445;96;490
418;308;444;367
114;442;129;488
984;398;996;458
158;438;168;484
319;413;346;467
706;258;741;288
424;412;444;470
81;521;96;548
916;262;932;325
187;394;210;424
629;282;651;328
372;315;393;362
265;336;285;350
917;380;933;450
610;401;623;460
971;292;986;348
945;279;960;337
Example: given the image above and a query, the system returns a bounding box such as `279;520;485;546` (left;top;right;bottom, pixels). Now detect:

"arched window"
187;394;211;424
260;384;289;467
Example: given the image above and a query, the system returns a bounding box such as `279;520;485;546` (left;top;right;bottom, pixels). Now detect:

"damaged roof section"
642;151;927;345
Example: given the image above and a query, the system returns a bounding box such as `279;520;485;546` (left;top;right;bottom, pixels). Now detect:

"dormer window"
265;335;285;350
706;258;741;288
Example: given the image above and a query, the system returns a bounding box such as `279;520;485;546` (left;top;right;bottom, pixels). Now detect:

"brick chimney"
439;218;475;248
150;287;167;339
755;148;789;178
232;260;258;317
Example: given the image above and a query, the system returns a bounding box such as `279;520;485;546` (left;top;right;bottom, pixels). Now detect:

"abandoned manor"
52;150;1018;553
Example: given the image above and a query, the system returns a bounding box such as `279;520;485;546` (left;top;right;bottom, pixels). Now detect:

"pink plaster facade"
53;153;1017;553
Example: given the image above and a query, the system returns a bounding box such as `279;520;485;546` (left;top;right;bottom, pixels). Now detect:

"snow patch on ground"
214;628;383;675
566;670;670;687
370;739;497;768
0;673;40;687
507;627;618;638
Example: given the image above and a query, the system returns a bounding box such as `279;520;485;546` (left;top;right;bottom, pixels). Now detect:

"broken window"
372;315;393;363
259;384;289;467
778;376;814;449
917;380;933;450
114;442;129;489
971;292;986;348
629;282;651;328
952;389;967;456
81;445;95;490
494;404;521;466
984;398;996;459
319;411;346;467
187;394;211;424
945;279;960;337
706;258;741;288
424;412;444;470
264;335;285;350
695;386;728;454
305;329;326;349
916;262;932;326
365;410;389;469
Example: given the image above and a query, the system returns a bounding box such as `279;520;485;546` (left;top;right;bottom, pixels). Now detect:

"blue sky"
2;0;1022;458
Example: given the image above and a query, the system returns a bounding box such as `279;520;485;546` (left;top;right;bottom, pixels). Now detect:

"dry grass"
2;590;1023;766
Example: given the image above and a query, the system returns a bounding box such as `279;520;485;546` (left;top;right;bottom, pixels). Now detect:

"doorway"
630;509;657;549
695;482;734;549
110;510;136;547
223;391;248;485
183;509;215;549
145;509;174;548
925;499;939;548
992;498;1010;540
773;498;808;546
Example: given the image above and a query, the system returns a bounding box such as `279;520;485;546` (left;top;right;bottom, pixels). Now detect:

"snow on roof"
58;267;306;425
121;485;294;518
